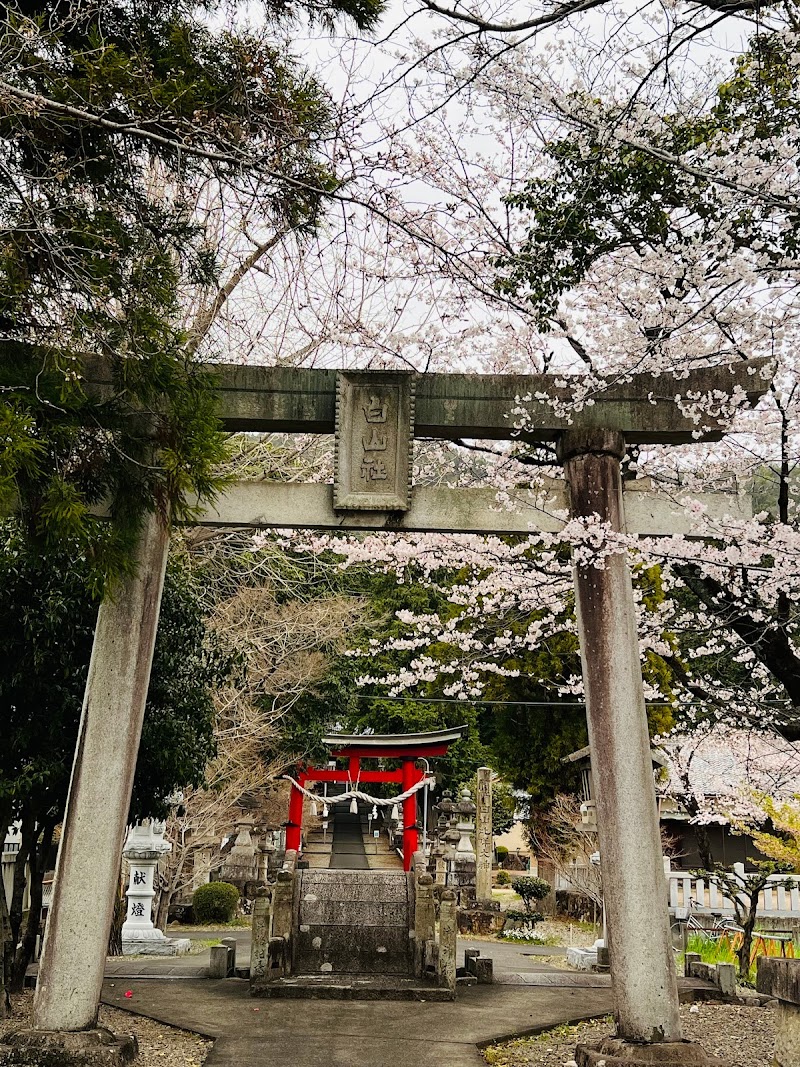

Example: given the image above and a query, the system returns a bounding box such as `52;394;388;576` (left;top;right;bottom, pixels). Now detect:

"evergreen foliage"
0;0;384;583
0;518;230;826
510;875;551;916
0;516;232;989
192;880;240;924
749;796;800;873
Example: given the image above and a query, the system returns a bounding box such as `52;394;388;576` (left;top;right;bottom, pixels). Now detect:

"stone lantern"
455;787;477;862
121;821;190;956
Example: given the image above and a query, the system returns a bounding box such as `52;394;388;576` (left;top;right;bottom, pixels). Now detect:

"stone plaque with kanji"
335;371;414;510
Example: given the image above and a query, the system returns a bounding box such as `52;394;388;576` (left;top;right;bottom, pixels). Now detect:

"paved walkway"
101;977;615;1067
102;931;586;983
98;932;717;1065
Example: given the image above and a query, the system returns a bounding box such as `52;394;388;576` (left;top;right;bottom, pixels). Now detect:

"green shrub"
506;908;544;924
495;845;509;864
511;876;551;915
496;870;511;886
192;881;240;924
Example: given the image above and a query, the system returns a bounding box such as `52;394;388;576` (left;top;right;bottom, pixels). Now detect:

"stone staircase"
302;824;332;869
301;810;402;871
362;819;404;871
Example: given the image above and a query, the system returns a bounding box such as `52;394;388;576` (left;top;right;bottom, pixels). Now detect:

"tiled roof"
657;728;800;822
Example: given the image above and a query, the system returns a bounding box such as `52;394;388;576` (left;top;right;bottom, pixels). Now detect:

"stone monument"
219;816;260;890
475;767;492;904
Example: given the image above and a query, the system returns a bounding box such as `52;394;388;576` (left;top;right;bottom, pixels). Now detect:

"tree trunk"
12;819;56;991
734;887;764;982
8;810;33;956
0;883;11;1020
694;826;714;872
154;884;171;933
0;803;13;1019
107;868;126;957
155;851;188;932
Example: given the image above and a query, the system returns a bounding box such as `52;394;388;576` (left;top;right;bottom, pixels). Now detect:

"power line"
352;695;792;708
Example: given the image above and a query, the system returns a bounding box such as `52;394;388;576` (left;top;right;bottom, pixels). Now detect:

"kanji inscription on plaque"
335;371;414;510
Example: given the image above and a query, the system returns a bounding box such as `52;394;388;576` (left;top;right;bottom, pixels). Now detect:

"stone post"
437;889;457;994
559;430;683;1052
413;871;435;978
432;792;452;885
270;870;294;942
757;958;800;1067
475;767;493;904
258;845;273;884
32;511;170;1034
250;890;270;982
192;846;213;892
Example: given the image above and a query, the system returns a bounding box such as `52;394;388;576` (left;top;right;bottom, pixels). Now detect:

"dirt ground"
483;1002;776;1067
0;991;212;1067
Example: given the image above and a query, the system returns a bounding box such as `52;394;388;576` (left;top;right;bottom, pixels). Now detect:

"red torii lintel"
285;726;467;871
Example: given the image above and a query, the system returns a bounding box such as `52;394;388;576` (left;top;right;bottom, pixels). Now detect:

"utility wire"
352;695;792;707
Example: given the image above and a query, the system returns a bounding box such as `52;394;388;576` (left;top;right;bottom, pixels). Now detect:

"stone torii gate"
6;359;768;1067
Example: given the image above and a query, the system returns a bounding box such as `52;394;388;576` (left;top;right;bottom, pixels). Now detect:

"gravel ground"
1;991;212;1067
483;1003;776;1067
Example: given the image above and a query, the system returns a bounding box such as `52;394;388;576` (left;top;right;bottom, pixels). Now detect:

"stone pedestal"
457;903;504;937
0;1028;137;1066
576;1037;722;1066
567;946;598;971
121;821;189;957
219;817;259;888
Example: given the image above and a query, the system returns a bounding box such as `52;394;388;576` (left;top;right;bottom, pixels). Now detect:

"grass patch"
483;1016;614;1064
188;938;221;955
681;930;796;985
172;917;251;930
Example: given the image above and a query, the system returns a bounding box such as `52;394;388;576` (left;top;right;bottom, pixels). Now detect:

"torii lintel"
80;355;772;444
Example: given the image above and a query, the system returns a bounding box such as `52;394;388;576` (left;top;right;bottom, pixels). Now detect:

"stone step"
251;973;453;1001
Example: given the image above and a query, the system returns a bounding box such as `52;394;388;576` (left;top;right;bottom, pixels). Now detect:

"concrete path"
98;935;716;1065
102;976;615;1067
100;934;623;990
102;932;572;981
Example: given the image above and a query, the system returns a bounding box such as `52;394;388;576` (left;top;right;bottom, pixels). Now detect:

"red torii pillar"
285;769;307;855
401;759;425;868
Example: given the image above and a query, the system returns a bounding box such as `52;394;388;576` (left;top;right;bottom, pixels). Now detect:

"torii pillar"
559;430;682;1057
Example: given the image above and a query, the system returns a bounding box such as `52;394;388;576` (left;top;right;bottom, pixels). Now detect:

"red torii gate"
285;726;468;871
